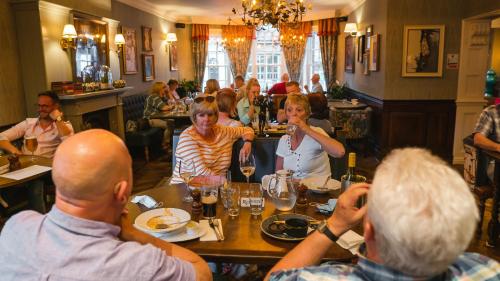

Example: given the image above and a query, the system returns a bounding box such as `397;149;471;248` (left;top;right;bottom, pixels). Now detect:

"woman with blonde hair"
276;94;345;179
143;81;174;151
171;95;254;183
237;79;260;126
204;79;220;96
216;88;242;127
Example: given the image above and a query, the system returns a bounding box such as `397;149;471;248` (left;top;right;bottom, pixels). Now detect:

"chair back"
463;135;490;187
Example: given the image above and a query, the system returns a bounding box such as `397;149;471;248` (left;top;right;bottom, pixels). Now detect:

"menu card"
0;165;51;180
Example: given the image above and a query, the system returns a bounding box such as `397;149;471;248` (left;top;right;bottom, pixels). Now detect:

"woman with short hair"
167;79;180;100
204;79;220;96
216;88;242;127
307;93;334;135
276;95;345;179
171;95;254;183
237;79;260;126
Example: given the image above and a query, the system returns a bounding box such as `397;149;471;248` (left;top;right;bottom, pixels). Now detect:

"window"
202;34;233;88
246;27;287;90
301;32;327;92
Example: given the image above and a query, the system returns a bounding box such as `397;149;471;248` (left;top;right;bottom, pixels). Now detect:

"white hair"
367;148;478;277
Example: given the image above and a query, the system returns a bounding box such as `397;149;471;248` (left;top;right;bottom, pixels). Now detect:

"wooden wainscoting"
347;89;456;162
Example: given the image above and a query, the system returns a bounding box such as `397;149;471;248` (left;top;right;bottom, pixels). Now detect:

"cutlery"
317;177;330;191
272;219;321;225
212;219;224;240
209;218;222;241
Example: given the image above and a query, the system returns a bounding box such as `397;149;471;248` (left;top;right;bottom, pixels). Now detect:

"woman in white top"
216;88;242;127
276;95;345;179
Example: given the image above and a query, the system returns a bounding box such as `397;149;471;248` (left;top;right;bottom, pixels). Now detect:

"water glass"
286;124;297;136
227;186;240;217
249;183;264;216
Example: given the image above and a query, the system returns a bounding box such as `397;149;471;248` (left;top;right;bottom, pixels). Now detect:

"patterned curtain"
279;22;312;82
192;24;209;87
318;18;339;92
222;25;255;78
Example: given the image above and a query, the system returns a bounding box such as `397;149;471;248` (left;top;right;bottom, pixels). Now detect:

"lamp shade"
166;33;177;42
62;24;77;38
344;23;358;34
115;33;125;45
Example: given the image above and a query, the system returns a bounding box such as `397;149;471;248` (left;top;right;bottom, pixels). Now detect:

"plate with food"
261;214;319;242
155;221;206;243
134;208;191;234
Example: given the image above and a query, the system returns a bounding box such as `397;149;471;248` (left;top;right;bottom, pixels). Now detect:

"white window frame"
301;27;327;92
203;28;233;88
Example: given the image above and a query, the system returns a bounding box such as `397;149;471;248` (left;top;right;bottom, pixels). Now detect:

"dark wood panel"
388;112;427;147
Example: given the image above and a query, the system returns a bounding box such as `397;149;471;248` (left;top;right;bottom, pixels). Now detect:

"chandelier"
219;37;247;51
231;0;312;31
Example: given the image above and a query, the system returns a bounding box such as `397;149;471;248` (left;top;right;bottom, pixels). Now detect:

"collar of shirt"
47;205;121;238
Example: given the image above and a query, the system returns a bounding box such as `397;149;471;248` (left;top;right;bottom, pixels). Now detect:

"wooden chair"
463;135;495;236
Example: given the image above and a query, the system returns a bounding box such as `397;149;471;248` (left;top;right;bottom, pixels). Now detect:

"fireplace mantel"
58;87;133;139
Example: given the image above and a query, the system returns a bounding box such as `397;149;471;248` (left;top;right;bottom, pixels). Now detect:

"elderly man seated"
0;129;211;281
266;148;500;281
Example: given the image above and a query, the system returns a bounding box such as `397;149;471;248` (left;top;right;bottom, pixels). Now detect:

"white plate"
134;208;191;234
307;179;341;194
147;221;206;242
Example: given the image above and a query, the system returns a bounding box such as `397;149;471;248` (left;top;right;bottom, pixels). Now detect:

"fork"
212;219;225;240
209;218;223;241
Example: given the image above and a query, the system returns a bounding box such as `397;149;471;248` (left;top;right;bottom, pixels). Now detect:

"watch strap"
318;220;339;242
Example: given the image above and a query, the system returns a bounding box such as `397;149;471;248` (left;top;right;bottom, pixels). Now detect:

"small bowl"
284;218;309;238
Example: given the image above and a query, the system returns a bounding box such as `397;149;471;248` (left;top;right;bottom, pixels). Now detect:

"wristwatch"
55;115;63;122
317;220;339;242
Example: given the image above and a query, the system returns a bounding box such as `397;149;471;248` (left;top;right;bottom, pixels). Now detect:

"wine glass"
24;135;38;161
179;159;195;202
240;154;255;185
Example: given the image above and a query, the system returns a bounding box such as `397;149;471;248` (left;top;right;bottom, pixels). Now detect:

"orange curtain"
192;24;209;86
317;18;339;92
221;25;255;78
280;21;313;82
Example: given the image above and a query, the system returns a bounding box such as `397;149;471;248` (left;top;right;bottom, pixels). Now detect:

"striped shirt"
171;124;254;183
143;94;166;119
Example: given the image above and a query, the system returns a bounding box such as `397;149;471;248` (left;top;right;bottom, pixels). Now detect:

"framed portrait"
369;34;380;71
122;27;138;74
142;26;153;52
142;54;155;81
345;35;355;73
402;25;445;77
357;35;366;63
169;44;178;71
365;25;373;50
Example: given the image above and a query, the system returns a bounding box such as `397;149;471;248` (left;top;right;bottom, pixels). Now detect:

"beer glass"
24;135;38;161
201;185;218;219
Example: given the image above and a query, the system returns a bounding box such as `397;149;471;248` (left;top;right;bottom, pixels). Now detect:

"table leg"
487;161;500;247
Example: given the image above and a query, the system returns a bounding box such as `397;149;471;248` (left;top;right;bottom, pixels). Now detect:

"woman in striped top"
171;95;254;183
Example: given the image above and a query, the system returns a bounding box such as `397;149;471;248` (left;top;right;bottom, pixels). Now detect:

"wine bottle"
340;153;367;207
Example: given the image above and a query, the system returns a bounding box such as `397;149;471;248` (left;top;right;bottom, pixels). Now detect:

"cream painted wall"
177;24;194;81
492;29;500;73
0;0;26;126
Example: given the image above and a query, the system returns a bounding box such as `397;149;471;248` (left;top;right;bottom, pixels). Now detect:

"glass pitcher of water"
268;170;297;211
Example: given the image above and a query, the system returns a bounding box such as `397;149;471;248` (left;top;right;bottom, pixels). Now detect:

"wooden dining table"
0;155;52;189
127;183;359;264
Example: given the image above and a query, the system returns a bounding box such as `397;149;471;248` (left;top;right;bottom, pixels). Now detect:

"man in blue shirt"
266;148;500;281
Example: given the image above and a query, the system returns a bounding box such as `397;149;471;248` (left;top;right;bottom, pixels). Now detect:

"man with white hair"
0;129;211;281
304;74;324;94
266;148;500;280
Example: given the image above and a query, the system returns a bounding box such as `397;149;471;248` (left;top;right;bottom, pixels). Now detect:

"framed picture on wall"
345;35;355;73
142;26;153;52
142;54;155;81
357;35;366;63
169;44;178;71
122;27;138;74
402;25;445;77
369;34;380;71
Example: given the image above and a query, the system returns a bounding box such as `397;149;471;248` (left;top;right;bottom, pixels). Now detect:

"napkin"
131;195;162;209
199;219;224;241
316;199;337;214
337;230;364;255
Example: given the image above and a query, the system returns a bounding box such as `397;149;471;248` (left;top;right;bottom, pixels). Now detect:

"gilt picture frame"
142;26;153;52
402;25;445;77
122;27;138;74
345;35;355;73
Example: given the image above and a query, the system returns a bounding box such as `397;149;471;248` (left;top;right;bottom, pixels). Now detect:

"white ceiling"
116;0;365;24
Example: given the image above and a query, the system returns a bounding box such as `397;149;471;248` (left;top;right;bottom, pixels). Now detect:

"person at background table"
233;75;246;102
171;95;254;183
167;79;180;100
266;148;500;281
276;95;344;179
268;73;290;95
204;79;220;97
0;129;211;281
304;73;324;94
237;79;261;126
0;91;73;158
276;81;303;123
473;102;500;180
307;93;334;135
217;88;242;127
143;81;174;151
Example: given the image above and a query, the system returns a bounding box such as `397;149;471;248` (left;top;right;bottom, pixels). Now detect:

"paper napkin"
199;219;224;241
337;230;364;255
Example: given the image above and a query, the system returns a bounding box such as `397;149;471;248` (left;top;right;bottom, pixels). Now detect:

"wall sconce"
344;23;358;36
60;24;77;50
166;33;177;46
114;33;125;53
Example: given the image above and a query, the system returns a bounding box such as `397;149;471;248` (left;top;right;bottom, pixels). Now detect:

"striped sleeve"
221;125;254;141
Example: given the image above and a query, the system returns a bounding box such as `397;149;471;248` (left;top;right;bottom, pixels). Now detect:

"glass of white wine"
24;135;38;161
179;159;194;202
240;154;255;185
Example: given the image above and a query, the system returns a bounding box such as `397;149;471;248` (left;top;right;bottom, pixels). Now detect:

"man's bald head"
52;129;132;201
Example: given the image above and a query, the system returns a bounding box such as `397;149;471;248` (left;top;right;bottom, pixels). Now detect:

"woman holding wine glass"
171;94;255;184
275;95;345;179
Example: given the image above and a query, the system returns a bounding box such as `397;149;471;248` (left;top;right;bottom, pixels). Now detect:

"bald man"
0;130;211;281
304;74;324;94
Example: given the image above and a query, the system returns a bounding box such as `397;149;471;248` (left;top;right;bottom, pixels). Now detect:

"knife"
208;218;222;241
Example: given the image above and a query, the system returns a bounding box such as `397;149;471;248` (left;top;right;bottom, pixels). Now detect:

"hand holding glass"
240;154;255;184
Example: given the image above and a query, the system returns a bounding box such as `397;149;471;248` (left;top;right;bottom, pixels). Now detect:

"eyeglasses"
194;96;215;104
35;104;52;109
